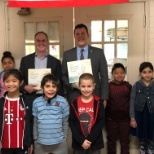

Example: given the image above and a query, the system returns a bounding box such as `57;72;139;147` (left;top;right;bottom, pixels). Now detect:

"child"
130;62;154;154
32;74;69;154
0;51;15;98
0;69;33;154
69;73;104;154
106;63;132;154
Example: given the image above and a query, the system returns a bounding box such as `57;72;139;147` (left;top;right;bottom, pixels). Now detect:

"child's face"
42;81;58;100
140;67;153;83
112;67;125;83
2;58;14;71
4;75;22;93
79;79;95;98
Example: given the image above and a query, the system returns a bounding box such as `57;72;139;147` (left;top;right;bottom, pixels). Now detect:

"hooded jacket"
69;95;104;151
0;92;33;148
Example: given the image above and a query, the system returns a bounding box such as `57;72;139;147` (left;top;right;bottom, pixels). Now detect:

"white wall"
0;5;73;70
0;0;6;71
0;3;22;70
148;0;154;63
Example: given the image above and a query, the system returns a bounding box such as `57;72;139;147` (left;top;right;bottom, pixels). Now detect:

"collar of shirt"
77;45;88;60
35;52;48;60
35;53;48;95
35;52;48;69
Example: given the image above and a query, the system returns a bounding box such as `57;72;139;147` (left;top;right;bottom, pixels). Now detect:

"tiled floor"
67;129;140;154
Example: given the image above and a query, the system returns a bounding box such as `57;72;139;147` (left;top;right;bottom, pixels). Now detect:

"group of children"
0;51;154;154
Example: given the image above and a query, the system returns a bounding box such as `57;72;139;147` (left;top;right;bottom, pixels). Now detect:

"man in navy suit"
20;31;63;97
62;24;108;107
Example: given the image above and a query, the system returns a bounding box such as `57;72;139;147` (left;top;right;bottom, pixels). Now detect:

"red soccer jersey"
2;96;25;148
77;96;94;137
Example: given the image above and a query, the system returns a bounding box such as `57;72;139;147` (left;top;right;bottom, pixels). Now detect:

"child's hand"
103;100;107;108
28;144;33;154
82;139;91;150
130;118;137;128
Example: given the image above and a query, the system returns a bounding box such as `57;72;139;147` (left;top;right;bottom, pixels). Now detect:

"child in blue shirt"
32;74;69;154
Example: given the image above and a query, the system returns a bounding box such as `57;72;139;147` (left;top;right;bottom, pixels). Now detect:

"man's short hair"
34;31;49;41
74;23;89;34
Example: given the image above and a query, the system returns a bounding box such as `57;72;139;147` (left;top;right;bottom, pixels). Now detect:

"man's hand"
24;85;37;94
72;82;79;89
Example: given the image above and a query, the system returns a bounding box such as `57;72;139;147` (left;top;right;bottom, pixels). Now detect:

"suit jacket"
19;53;63;95
62;45;109;102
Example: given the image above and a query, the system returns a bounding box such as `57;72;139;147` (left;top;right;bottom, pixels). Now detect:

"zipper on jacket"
1;99;6;142
21;97;26;149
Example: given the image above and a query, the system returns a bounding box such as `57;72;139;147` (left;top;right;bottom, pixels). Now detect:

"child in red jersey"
69;73;104;154
0;69;33;154
106;63;132;154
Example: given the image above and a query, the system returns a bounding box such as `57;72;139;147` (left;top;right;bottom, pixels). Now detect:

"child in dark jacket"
69;73;104;154
0;69;33;154
106;63;132;154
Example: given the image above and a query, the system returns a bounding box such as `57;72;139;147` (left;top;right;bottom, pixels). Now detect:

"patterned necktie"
80;49;84;60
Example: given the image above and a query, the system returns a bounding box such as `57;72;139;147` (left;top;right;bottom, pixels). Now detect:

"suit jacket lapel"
30;53;35;68
72;48;77;61
88;45;93;59
47;54;51;68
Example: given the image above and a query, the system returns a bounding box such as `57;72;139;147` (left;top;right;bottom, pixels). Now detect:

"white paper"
67;59;92;83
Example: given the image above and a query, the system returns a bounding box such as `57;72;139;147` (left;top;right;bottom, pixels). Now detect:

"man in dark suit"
62;23;108;107
20;31;63;97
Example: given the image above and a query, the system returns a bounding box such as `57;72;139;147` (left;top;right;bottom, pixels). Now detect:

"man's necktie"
80;49;84;60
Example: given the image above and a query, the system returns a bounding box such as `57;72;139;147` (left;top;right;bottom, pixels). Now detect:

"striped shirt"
32;95;69;145
2;96;25;148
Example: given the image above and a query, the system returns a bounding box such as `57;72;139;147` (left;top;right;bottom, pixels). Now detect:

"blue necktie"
80;49;84;60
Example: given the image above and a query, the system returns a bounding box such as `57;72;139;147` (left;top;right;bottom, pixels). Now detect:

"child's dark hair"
3;69;23;82
112;63;126;73
1;51;15;63
41;74;59;88
139;62;153;73
79;73;95;85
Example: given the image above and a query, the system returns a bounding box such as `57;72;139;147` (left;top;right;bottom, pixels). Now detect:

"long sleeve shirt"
106;81;132;121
